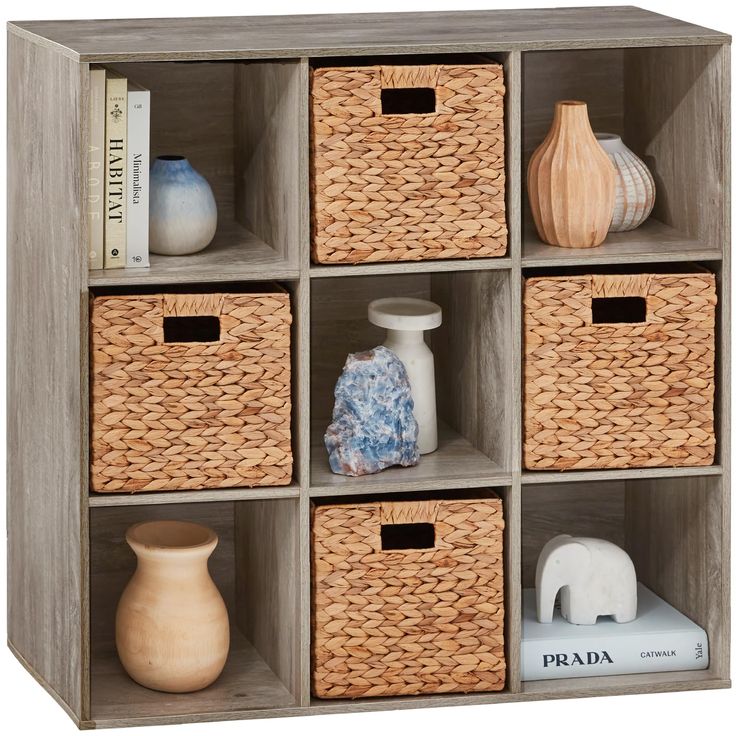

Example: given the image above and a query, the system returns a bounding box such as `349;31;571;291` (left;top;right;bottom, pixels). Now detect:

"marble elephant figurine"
536;534;637;625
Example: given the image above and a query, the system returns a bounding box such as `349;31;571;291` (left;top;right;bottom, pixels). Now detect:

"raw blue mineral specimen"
325;346;419;476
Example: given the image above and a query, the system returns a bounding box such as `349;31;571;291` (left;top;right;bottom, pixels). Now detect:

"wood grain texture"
89;222;299;287
523;217;722;267
91;628;295;724
624;44;728;249
235;60;304;267
311;422;510;496
88;484;300;507
310;257;512;278
6;32;86;720
432;270;513;470
625;476;727;680
505;51;522;267
111;61;235;218
235;499;302;701
522;49;624;172
8;7;729;63
309;273;431;422
521;482;626;588
83;673;729;728
5;7;732;727
522;465;723;485
504;478;522;692
714;44;732;684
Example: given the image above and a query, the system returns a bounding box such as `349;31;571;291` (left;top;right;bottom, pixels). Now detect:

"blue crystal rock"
325;346;419;476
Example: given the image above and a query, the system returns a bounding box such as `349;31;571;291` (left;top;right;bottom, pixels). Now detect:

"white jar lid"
368;297;442;331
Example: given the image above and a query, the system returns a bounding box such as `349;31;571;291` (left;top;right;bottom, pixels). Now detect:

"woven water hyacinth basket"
312;497;505;698
524;271;716;470
310;62;507;264
90;290;292;492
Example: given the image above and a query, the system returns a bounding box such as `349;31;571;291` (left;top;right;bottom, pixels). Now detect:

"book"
103;70;127;268
126;82;150;267
521;584;708;681
87;67;106;270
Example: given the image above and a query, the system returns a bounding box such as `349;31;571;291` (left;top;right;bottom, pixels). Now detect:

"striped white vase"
595;133;655;232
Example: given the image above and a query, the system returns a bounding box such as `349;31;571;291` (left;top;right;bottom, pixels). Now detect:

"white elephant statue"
536;534;637;625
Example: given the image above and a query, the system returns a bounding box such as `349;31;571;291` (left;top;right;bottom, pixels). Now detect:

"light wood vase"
115;521;230;693
527;100;616;248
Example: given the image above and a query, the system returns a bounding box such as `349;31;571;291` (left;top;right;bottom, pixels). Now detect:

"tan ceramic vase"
527;100;616;248
116;521;230;693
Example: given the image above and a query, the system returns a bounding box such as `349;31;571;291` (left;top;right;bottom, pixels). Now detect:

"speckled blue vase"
149;156;218;256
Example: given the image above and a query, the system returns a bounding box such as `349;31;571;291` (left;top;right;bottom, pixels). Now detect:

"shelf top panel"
9;7;730;63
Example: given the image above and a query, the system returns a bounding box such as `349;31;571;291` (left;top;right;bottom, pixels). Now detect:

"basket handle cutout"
380;522;435;550
381;87;436;115
163;315;221;343
591;296;647;324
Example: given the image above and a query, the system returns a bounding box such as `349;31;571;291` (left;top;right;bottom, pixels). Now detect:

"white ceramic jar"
368;298;442;455
595;133;656;232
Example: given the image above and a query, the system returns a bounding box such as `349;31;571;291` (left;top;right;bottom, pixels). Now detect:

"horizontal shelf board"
88;484;300;507
522;218;722;268
10;8;729;63
310;421;511;496
87;675;732;728
521;669;726;698
91;628;295;723
88;220;299;287
310;257;512;279
522;465;723;485
310;689;518;712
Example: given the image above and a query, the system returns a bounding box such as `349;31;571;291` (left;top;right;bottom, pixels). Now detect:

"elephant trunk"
536;574;560;624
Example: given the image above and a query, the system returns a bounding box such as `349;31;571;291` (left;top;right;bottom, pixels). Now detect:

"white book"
521;584;708;681
126;82;150;267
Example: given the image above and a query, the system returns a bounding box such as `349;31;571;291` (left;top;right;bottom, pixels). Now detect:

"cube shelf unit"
6;6;731;729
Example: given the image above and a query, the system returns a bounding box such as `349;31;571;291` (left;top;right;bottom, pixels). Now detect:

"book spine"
521;631;709;681
87;68;106;270
126;89;150;267
103;75;127;268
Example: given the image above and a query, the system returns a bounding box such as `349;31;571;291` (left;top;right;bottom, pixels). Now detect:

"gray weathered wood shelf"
6;6;731;730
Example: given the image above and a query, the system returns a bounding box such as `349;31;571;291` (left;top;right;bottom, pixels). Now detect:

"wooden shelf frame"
5;6;731;730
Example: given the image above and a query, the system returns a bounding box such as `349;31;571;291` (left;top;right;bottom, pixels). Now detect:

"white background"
1;1;733;734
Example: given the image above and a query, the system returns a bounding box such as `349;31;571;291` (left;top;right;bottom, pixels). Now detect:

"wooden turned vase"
527;100;616;248
115;521;230;693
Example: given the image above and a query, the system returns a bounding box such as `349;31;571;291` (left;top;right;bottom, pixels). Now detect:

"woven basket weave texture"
310;62;507;264
312;497;505;698
90;291;292;492
524;272;716;470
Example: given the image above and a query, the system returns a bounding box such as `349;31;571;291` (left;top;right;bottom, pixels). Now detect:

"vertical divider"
506;49;523;694
296;56;313;707
715;42;731;682
79;60;92;724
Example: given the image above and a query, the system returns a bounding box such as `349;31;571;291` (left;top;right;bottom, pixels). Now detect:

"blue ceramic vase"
149;156;218;255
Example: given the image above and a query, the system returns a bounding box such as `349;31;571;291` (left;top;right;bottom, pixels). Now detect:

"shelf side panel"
431;270;514;470
625;476;728;681
624;44;728;248
235;60;303;269
235;499;302;701
6;33;86;719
